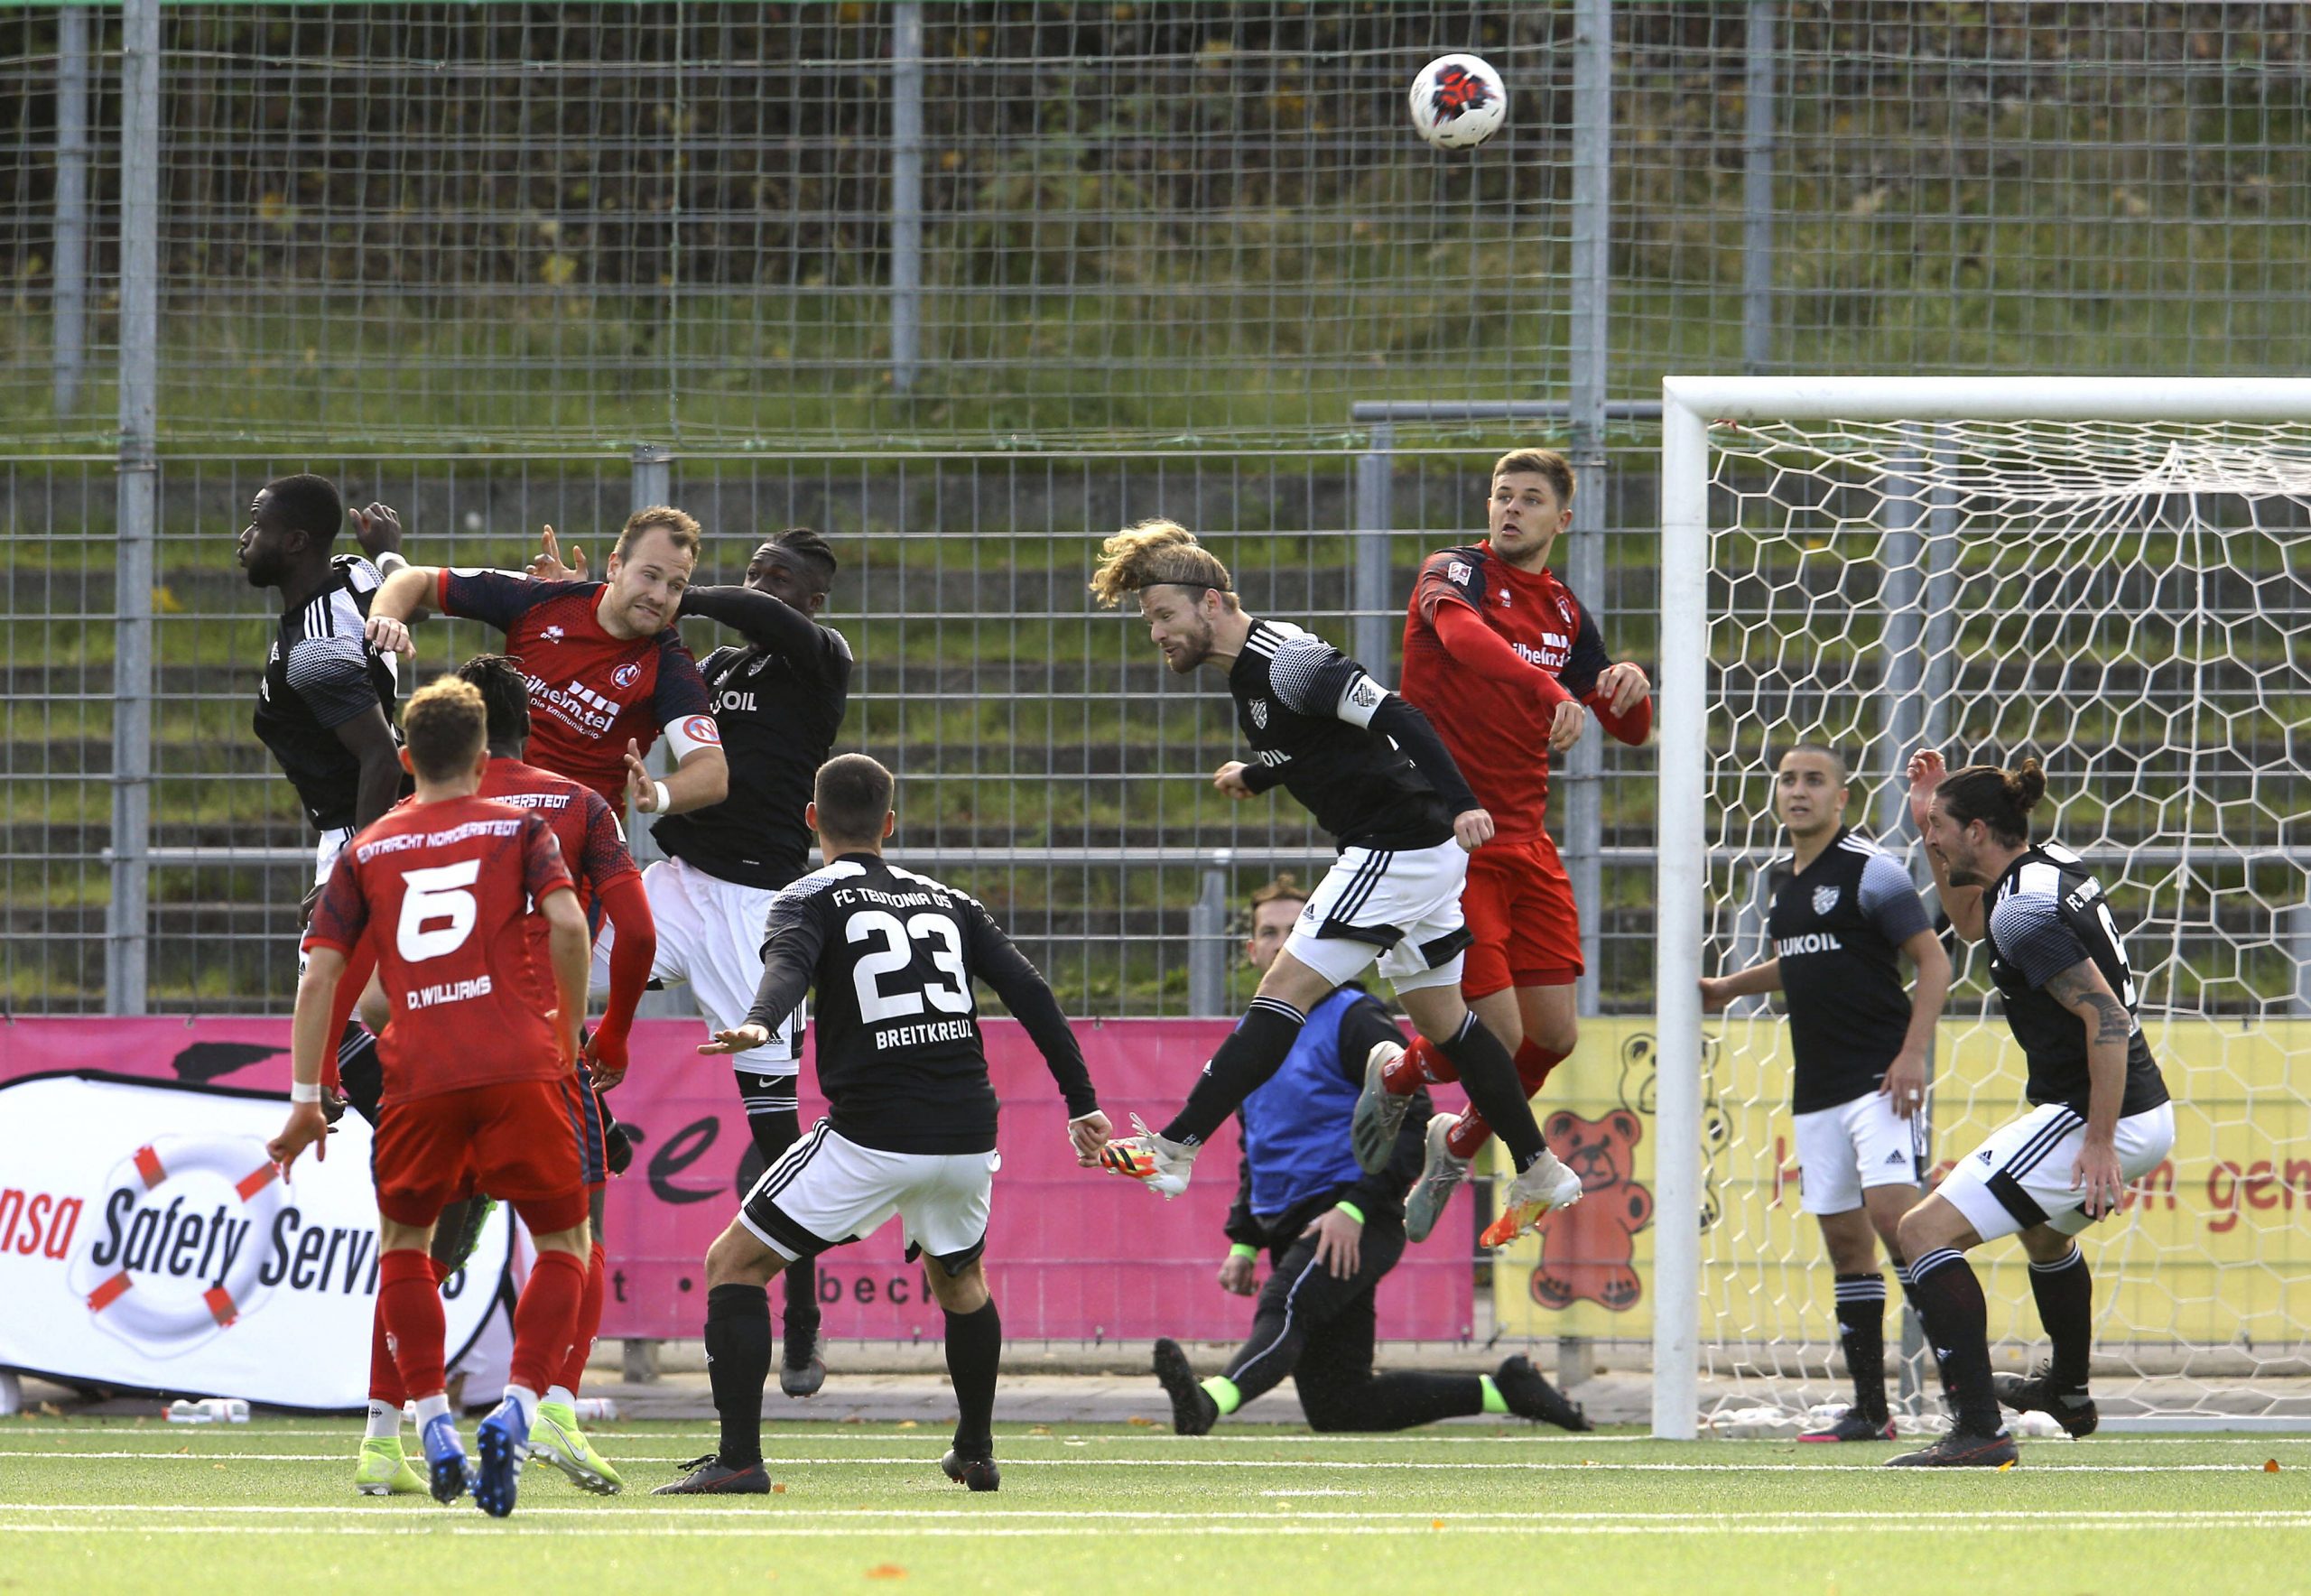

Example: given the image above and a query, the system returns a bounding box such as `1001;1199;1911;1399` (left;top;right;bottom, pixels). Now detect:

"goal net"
1652;378;2311;1437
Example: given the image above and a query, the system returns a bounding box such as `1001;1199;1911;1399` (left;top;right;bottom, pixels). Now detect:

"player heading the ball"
1087;521;1581;1243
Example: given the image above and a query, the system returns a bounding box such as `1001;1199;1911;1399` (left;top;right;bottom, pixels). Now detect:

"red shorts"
372;1076;589;1234
1460;830;1582;998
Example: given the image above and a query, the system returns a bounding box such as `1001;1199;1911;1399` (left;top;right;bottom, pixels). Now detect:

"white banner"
0;1074;511;1410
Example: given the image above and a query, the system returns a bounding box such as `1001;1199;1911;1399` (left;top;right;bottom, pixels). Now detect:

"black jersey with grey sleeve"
738;852;1099;1154
1983;841;2169;1118
251;554;401;830
652;585;853;890
1229;618;1471;851
1768;828;1935;1113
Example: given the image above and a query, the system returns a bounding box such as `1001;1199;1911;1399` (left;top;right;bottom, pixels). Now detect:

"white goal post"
1653;376;2311;1440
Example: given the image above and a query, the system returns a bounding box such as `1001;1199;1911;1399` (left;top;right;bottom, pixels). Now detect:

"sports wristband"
1333;1201;1366;1225
290;1081;322;1104
651;779;670;814
1228;1244;1258;1261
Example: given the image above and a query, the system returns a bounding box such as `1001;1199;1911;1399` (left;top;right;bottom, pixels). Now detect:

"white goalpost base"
1653;376;2311;1440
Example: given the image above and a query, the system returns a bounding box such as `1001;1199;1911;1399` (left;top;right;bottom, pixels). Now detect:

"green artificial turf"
3;1418;2306;1595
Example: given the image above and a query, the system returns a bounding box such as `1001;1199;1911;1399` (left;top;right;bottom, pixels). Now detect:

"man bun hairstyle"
1492;448;1575;507
1089;519;1237;609
813;752;895;845
615;505;702;562
261;473;346;545
1248;873;1307;913
453;653;532;749
1937;756;2047;847
402;677;489;783
772;526;839;594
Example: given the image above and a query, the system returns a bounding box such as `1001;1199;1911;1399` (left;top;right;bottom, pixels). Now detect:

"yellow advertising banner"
1490;1016;2311;1349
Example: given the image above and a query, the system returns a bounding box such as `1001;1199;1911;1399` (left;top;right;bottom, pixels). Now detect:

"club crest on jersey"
542;626;565;643
1813;885;1841;916
681;714;722;746
1498;588;1512;608
1447;560;1472;587
612;662;643;689
1249;699;1269;728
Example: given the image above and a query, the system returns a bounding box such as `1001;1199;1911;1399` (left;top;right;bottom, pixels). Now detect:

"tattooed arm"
2045;958;2133;1218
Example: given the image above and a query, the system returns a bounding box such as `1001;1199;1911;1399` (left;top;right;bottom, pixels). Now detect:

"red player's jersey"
392;754;639;938
304;794;576;1101
436;570;718;811
1399;543;1609;840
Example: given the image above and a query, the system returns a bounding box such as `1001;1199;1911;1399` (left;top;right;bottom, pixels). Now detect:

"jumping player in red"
1352;449;1653;1245
362;506;729;821
271;676;594;1519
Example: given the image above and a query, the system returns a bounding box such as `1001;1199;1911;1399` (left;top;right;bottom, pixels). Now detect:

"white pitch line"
6;1518;2311;1541
0;1451;2300;1473
2;1427;2297;1446
6;1505;2309;1525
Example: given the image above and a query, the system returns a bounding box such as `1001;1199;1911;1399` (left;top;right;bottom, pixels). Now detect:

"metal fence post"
107;0;161;1016
1187;866;1230;1017
1741;0;1777;374
52;3;91;417
1565;0;1612;1019
1352;423;1395;682
890;2;924;394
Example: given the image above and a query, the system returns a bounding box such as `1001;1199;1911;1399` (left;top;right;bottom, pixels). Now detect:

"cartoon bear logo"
1526;1109;1651;1313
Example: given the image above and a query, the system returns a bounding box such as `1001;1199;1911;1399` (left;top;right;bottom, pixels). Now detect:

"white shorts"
1283;840;1473;995
591;855;803;1071
1938;1100;2177;1242
1793;1090;1925;1215
738;1120;997;1272
298;827;360;977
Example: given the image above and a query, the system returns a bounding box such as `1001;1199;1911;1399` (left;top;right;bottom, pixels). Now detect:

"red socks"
1443;1042;1569;1161
509;1248;589;1399
1385;1035;1452;1093
556;1241;608;1396
379;1248;448;1400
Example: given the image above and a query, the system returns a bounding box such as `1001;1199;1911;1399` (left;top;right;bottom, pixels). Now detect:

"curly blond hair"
1089;519;1236;609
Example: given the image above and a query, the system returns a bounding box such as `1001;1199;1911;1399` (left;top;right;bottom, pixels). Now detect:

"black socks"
705;1282;772;1468
1907;1248;2001;1436
944;1298;1003;1458
1162;997;1306;1146
2029;1244;2094;1392
1833;1272;1889;1421
1435;1011;1545;1170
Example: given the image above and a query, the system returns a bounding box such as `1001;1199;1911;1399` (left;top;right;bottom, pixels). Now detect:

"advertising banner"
0;1072;510;1408
0;1017;1472;1350
1488;1016;2311;1350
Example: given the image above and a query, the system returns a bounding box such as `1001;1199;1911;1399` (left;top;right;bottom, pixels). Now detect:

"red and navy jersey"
1399;543;1607;839
435;570;717;810
304;794;575;1102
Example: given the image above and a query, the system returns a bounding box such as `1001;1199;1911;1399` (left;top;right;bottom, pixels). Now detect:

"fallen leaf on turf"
772;1482;787;1494
213;1462;227;1471
1997;1461;2015;1471
2266;1459;2280;1472
1432;1520;1444;1530
1128;1415;1156;1427
865;1565;907;1581
1029;1425;1052;1436
896;1420;918;1430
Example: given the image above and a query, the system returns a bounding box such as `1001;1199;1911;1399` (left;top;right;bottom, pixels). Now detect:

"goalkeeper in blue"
1147;877;1590;1435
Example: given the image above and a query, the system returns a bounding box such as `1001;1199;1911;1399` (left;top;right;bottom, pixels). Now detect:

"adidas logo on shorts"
1885;1150;1906;1165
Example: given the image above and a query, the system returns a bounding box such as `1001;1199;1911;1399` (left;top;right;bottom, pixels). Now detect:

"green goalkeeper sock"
1201;1376;1242;1416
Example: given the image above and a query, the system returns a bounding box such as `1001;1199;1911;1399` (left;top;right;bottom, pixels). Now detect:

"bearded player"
271;677;593;1518
1351;450;1652;1245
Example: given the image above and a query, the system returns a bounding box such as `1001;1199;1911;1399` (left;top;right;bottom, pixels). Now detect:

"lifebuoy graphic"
83;1137;284;1348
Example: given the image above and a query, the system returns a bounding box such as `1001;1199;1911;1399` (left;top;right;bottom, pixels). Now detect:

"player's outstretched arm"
270;945;347;1173
706;888;823;1054
540;886;591;1067
625;736;731;817
679;582;822;659
965;897;1104;1158
1698;957;1781;1013
363;563;437;656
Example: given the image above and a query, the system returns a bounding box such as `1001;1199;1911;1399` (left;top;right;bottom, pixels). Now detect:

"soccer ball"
1408;54;1508;150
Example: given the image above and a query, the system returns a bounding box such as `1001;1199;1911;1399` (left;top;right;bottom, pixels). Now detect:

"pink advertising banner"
0;1017;1473;1344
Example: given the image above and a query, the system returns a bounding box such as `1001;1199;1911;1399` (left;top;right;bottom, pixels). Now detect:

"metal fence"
4;1;2308;1017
